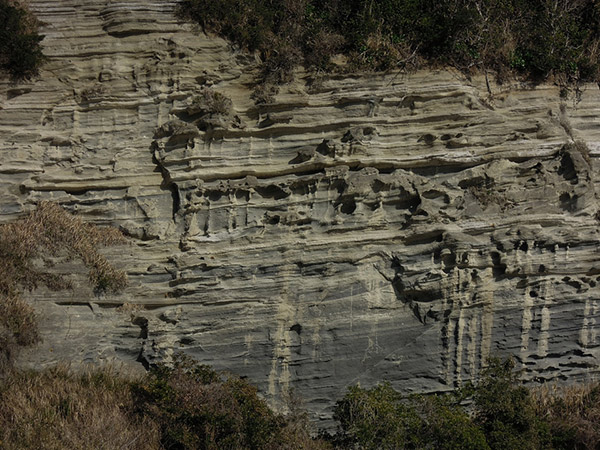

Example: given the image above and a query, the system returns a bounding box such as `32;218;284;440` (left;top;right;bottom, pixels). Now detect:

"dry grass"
0;293;39;374
0;202;128;372
533;382;600;449
117;302;146;315
0;360;332;450
0;201;127;296
276;393;333;450
0;365;160;450
188;88;233;116
349;30;416;73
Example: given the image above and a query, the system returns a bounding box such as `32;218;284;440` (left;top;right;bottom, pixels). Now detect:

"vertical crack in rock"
132;315;150;369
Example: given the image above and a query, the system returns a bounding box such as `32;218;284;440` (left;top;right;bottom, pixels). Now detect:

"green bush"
334;382;424;449
0;0;45;80
333;357;566;449
419;395;490;450
470;357;552;450
334;382;489;450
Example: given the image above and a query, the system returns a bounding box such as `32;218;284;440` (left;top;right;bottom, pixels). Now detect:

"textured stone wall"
2;0;600;424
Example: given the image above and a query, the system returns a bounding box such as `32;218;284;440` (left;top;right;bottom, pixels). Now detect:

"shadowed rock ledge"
2;0;600;425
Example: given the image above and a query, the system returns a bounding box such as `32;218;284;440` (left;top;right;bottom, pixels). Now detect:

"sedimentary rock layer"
2;0;600;424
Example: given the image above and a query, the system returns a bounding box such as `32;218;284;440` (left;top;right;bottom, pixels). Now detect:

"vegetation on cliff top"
0;0;45;80
179;0;600;99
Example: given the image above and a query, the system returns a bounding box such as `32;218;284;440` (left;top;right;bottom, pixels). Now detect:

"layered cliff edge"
2;0;600;424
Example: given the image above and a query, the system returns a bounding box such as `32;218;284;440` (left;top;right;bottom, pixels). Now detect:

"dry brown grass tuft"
0;201;127;296
0;365;161;449
116;302;146;315
0;293;38;347
0;202;128;372
533;381;600;449
188;88;233;117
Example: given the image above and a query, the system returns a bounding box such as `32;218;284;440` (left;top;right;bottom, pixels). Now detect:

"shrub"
134;353;330;450
4;353;600;449
258;37;300;85
334;382;489;450
0;0;45;80
188;88;233;116
0;357;331;450
334;357;560;450
418;395;489;450
303;30;345;71
334;382;424;449
470;357;551;450
251;82;278;104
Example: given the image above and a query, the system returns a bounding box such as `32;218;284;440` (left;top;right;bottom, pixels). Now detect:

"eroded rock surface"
2;0;600;424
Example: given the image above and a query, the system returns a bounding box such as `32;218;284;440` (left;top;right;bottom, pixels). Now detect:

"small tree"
0;0;45;80
133;353;324;450
472;357;552;450
334;382;424;449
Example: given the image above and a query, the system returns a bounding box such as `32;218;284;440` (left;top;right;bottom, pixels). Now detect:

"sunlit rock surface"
2;0;600;424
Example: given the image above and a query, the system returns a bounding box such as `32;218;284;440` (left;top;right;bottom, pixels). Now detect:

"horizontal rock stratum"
2;0;600;424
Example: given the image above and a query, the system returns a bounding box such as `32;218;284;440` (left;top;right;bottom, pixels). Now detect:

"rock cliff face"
2;0;600;424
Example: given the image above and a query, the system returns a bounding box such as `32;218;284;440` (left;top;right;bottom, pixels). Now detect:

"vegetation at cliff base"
0;355;331;450
2;355;600;449
0;365;161;449
333;357;598;450
334;382;488;449
0;0;45;80
179;0;600;97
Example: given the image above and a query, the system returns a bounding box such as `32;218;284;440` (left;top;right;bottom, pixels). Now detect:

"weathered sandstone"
2;0;600;424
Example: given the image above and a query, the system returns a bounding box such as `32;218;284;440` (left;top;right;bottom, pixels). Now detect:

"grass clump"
186;88;236;131
179;0;600;98
0;201;128;296
0;365;160;450
0;202;127;373
533;382;600;450
0;0;44;80
188;88;233;116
